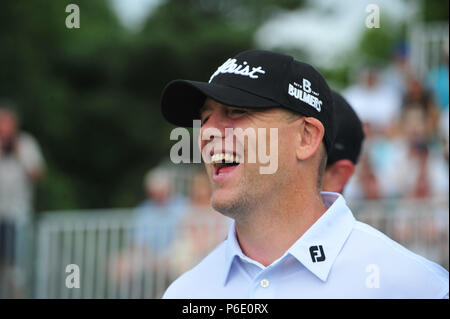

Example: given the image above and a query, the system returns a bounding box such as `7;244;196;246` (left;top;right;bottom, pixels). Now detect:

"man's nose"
200;106;234;154
201;107;232;139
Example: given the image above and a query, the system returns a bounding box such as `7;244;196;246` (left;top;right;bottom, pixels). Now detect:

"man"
109;168;187;298
0;105;45;221
133;168;187;255
322;91;365;193
343;66;402;136
160;50;448;298
0;102;45;297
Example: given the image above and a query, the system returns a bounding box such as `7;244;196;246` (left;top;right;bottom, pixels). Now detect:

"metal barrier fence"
0;198;448;299
33;207;231;299
349;198;449;270
409;22;449;80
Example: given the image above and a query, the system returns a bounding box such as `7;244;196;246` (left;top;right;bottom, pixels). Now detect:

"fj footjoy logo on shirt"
309;245;326;262
288;78;322;112
209;58;266;83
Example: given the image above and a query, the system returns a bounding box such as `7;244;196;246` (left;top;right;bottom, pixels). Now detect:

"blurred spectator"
0;102;45;222
132;168;187;256
344;66;402;136
108;167;187;297
402;75;440;137
0;101;45;298
170;170;231;275
381;40;411;97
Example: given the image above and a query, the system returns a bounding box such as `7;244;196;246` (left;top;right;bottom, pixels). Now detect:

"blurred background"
0;0;448;298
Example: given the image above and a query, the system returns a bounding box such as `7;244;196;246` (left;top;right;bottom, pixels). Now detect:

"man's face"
0;112;17;141
199;98;300;219
147;180;171;204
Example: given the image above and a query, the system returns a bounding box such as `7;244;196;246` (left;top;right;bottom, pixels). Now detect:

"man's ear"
322;159;355;193
296;117;325;161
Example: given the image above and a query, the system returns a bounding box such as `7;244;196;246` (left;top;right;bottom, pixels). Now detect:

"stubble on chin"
210;181;257;223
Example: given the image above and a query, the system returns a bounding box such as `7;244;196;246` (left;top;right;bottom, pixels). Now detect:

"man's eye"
229;109;247;116
201;115;211;125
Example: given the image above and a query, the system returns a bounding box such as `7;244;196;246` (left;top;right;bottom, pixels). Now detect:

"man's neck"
234;190;328;267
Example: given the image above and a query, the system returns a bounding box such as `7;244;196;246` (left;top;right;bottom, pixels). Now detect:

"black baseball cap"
160;49;335;151
326;91;365;166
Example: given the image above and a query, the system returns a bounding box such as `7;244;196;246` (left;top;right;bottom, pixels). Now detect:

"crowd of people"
342;41;448;200
108;168;231;298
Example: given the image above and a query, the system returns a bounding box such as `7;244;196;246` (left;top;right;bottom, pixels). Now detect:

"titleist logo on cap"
209;58;266;83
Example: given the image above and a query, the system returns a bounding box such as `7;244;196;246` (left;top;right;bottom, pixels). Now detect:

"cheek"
204;163;213;177
198;132;202;152
276;128;297;162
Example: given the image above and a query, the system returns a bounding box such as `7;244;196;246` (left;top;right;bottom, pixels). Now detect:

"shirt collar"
223;219;246;285
287;192;355;282
222;192;355;285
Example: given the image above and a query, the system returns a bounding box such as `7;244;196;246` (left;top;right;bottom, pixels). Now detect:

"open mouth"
211;153;241;176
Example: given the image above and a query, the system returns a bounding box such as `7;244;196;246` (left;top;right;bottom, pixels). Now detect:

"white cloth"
163;192;448;298
343;84;402;130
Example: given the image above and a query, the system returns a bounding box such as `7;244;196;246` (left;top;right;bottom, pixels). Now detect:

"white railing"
349;197;449;270
0;198;448;298
33;207;231;299
409;22;449;80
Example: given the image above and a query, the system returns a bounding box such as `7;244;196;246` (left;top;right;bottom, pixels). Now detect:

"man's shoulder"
346;220;448;297
162;241;227;299
17;132;40;148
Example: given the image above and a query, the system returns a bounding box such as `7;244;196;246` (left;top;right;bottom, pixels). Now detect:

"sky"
255;0;418;68
109;0;418;67
109;0;165;30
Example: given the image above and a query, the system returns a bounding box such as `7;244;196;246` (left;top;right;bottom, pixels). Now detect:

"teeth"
211;153;240;164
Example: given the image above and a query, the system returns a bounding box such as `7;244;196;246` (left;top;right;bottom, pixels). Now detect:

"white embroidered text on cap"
209;58;266;83
288;78;323;112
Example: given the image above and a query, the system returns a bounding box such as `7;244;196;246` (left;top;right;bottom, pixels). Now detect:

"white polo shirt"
163;192;449;299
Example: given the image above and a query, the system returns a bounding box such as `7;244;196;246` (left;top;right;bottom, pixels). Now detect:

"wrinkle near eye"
200;110;212;125
227;108;247;118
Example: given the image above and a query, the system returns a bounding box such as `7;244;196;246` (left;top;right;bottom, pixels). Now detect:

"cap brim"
161;80;280;127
